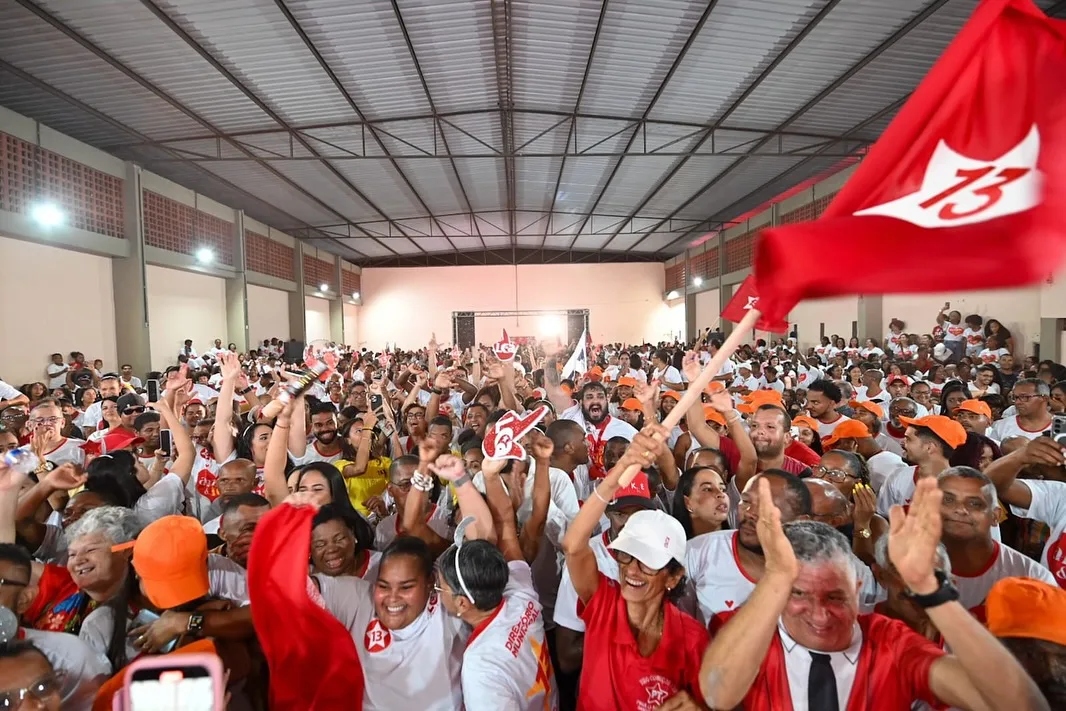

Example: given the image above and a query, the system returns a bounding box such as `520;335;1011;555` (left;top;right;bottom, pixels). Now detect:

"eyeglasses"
123;406;146;415
0;577;29;588
813;465;854;483
613;550;664;576
405;412;426;421
1012;393;1044;403
0;674;61;708
29;417;62;427
391;480;413;491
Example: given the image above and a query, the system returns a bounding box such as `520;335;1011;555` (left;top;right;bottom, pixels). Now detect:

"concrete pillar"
113;162;152;374
685;292;697;342
856;295;883;344
720;283;736;337
289;246;306;342
1039;318;1062;363
329;259;344;344
225;211;250;352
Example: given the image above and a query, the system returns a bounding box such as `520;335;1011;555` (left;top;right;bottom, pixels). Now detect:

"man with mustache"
560;382;636;481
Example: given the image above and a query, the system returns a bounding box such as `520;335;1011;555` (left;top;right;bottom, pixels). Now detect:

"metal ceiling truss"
10;0;376;260
628;0;953;254
358;247;666;269
490;0;517;254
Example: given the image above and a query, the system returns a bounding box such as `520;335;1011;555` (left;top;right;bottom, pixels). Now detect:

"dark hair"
755;403;792;430
806;380;842;403
85;451;146;508
579;381;607;399
294;462;374;543
429;415;452;431
912;426;955;459
984;319;1012;342
672;466;730;539
309;402;338;419
133;411;160;431
950;432;1002;469
821;450;870;486
938;381;973;414
437;539;509;610
380;536;435;580
339;406;361;422
312;504;373;556
0;543;31;580
629;353;642;370
0;640;51;666
685;446;730;476
459;437;483;455
221;493;270;516
654;349;670;365
759;469;813;516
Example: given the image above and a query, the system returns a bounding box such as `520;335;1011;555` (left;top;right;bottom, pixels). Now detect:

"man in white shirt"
731;363;760;398
79;374;122;432
989;379;1052;441
805;381;850;441
205;339;227;360
876;414;964;516
0;379;29;413
560;382;637;481
46;353;70;390
650;349;683;391
937;467;1056;620
118;364;142;390
708;339;736;383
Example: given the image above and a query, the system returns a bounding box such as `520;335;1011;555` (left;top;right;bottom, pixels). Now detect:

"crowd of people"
0;304;1064;710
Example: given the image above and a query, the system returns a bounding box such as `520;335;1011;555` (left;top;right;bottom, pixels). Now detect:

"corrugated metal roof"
1;0;1024;263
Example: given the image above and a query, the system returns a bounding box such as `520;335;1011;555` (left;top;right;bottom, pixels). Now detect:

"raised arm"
214;355;240;462
153;395;194;485
261;399;296;507
561;426;665;604
542;353;572;414
343;410;377;479
891;478;1049;711
715;391;757;492
480;457;524;563
286;395;309;458
517;433;553;562
700;478;798;709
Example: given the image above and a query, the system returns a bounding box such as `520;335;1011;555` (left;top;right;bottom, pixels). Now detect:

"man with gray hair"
936;466;1055;621
990;378;1053;441
699;477;1050;711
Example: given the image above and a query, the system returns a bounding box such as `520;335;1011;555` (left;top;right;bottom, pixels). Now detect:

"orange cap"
703;405;726;426
849;400;884;419
561;383;573;396
617;376;638;388
589;365;604;375
661;390;680;401
987;577;1066;647
133;515;209;609
706;381;727;394
792;415;820;432
953;399;992;420
898;414;967;449
742;390;783;405
621;397;644;411
823;419;871;446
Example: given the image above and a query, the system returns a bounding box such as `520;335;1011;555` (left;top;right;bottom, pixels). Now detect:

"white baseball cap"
608;509;687;570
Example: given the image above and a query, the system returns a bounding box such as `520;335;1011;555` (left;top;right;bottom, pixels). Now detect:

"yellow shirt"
335;457;391;515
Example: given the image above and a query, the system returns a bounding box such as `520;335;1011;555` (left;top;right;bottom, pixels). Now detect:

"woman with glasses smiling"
812;450;885;565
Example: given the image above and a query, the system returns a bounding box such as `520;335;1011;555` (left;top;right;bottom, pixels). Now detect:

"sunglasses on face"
30;417;62;427
123;406;146;415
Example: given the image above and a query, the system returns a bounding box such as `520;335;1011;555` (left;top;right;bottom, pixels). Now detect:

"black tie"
808;652;839;711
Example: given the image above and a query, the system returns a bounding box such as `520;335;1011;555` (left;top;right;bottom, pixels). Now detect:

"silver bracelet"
592;486;610;505
411;471;435;492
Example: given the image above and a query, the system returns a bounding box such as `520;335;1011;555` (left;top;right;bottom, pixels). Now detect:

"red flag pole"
617;308;760;486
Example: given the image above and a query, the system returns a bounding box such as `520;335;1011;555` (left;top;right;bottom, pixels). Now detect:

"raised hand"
434;370;454;389
283;491;321;510
220;352;241;384
755;477;799;582
887;477;943;594
681;350;701;383
633;379;659;406
528;430;554;460
706;386;735;414
418;438;444;465
428;332;439;352
481;455;508;478
45;463;88;492
429;453;465;482
852;482;876;531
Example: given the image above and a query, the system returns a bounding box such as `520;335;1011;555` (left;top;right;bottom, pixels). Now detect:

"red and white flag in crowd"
720;276;790;333
753;0;1066;322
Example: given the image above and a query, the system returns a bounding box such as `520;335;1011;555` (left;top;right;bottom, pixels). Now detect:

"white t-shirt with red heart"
943;322;966;343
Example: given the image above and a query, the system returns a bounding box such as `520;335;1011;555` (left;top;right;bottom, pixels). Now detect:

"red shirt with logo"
577;573;708;711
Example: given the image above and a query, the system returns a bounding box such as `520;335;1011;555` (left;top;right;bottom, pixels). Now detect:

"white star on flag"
743;296;759;310
854;125;1042;228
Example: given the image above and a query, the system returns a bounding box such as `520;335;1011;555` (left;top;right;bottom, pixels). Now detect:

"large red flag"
753;0;1066;322
721;276;790;333
248;503;364;710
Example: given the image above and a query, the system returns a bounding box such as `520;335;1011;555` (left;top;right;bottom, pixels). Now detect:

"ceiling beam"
10;0;382;259
137;0;411;256
357;248;666;268
601;0;844;251
540;0;610;250
629;0;950;253
272;0;460;252
565;0;723;250
389;0;488;249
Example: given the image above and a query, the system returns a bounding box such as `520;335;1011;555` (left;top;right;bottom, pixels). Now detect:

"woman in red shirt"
561;424;708;711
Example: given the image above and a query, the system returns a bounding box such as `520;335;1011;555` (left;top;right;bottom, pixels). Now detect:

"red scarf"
248;504;363;710
585;417;612;480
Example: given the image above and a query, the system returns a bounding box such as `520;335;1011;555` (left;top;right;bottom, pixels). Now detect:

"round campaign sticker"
364;619;392;653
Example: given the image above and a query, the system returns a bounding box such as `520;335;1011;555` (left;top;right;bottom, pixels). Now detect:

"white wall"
0;235;118;385
358;263;667;348
882;288;1041;355
304;295;331;344
693;288;721;332
342;303;359;348
247;284;290;348
788;296;860;350
146;265;228;371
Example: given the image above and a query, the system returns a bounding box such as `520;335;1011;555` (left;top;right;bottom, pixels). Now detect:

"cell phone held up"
159;429;173;459
146;379;161;403
119;653;225;711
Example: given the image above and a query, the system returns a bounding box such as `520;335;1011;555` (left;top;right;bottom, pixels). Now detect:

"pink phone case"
117;653;225;711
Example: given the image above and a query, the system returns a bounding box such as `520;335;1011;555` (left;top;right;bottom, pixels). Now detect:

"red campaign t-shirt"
21;564;93;634
715;611;946;711
576;573;709;711
719;437;812;477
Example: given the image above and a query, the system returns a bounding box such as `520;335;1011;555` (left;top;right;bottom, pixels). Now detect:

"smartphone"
159;429;173;458
146;379;160;403
122;653;224;711
370;394;384;411
1052;414;1066;446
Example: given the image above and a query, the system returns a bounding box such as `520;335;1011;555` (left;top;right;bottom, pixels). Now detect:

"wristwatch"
429;386;444;395
453;472;472;489
855;527;872;539
237;386;253;396
904;569;959;609
186;612;205;636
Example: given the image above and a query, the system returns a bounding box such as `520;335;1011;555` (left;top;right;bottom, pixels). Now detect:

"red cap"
886;374;911;386
608;471;655;511
80;430;144;455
